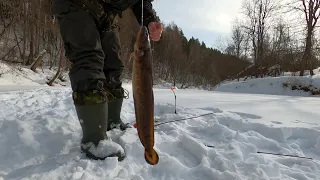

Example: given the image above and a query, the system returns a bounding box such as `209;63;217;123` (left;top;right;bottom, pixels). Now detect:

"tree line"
118;10;249;88
225;0;320;77
0;0;319;89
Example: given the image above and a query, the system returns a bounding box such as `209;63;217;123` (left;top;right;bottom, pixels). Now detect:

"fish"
132;26;159;165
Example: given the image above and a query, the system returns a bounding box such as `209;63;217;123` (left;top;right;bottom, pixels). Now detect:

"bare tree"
232;19;245;59
225;18;247;59
0;0;253;89
297;0;320;76
241;0;279;77
268;18;293;67
0;0;61;69
48;40;64;86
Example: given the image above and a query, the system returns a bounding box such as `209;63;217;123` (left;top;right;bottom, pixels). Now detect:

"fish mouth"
139;26;149;36
137;27;150;41
135;26;151;52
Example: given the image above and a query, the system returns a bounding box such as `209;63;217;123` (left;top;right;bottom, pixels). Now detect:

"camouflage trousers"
55;2;125;104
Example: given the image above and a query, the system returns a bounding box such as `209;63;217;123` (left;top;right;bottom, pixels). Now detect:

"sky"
152;0;243;49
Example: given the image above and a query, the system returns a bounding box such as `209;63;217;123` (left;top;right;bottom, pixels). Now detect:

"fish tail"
144;148;159;165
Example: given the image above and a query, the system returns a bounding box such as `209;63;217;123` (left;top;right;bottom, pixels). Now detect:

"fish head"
135;26;151;52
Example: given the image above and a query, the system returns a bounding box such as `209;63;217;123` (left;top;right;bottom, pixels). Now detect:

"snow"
0;62;69;89
0;64;320;179
81;139;125;159
215;75;320;96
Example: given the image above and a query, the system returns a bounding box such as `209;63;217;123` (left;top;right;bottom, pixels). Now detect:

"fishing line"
204;145;312;160
154;112;215;127
141;0;144;26
257;151;313;160
131;112;215;128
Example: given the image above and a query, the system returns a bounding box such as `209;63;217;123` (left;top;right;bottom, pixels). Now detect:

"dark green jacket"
51;0;159;27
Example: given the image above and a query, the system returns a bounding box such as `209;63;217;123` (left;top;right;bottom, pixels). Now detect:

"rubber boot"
105;87;130;131
107;98;130;131
75;102;125;161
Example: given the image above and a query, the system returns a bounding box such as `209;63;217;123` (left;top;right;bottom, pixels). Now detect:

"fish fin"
144;149;159;165
135;49;144;57
129;52;135;62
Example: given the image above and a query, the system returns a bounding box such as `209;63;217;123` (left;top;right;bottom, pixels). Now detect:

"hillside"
0;62;69;90
215;71;320;97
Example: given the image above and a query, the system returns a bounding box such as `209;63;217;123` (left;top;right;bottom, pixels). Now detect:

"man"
51;0;163;161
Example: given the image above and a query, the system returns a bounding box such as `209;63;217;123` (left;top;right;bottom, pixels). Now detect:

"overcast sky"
152;0;243;49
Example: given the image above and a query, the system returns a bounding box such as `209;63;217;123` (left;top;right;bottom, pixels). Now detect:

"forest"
1;0;320;89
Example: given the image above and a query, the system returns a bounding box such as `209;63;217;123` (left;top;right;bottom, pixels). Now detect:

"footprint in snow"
292;120;318;126
271;121;282;124
154;103;178;116
199;107;223;113
157;134;206;168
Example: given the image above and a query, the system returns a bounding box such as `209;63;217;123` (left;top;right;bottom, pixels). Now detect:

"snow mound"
1;87;320;179
215;75;320;96
0;61;69;88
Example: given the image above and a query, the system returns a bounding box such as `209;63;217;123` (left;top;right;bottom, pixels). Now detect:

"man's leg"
100;25;130;131
57;5;125;160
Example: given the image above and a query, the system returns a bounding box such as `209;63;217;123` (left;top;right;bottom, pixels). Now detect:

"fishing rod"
170;87;177;114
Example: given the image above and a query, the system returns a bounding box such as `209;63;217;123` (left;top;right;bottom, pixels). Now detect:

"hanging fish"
132;26;159;165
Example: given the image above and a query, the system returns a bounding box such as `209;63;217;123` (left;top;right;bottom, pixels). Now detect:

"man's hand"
148;22;163;41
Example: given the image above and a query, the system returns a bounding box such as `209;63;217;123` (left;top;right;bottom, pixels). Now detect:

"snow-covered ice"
0;64;320;179
0;85;319;179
